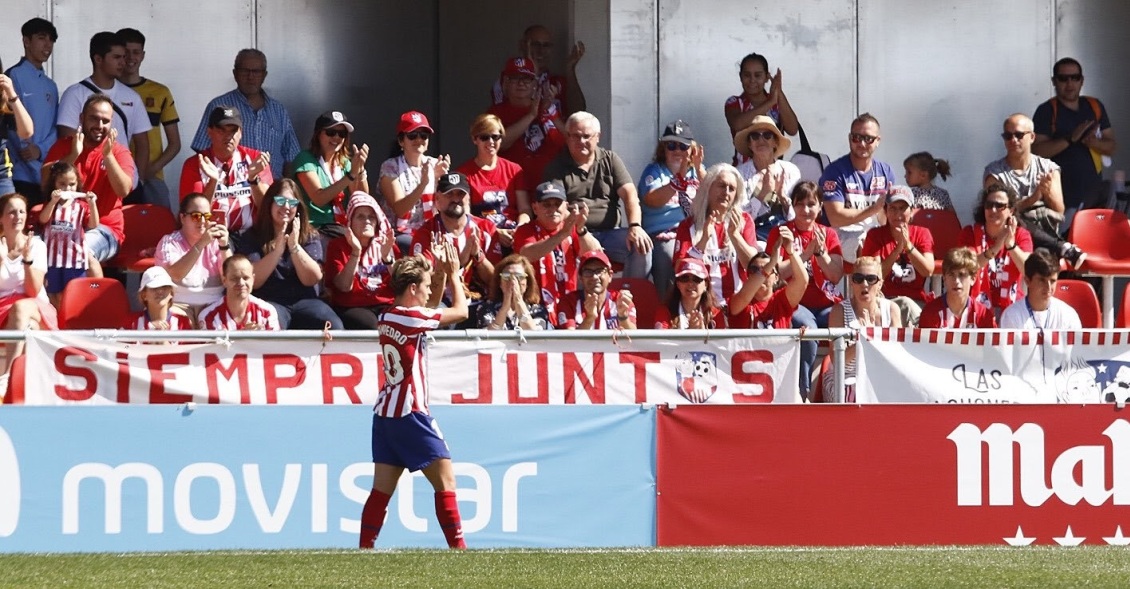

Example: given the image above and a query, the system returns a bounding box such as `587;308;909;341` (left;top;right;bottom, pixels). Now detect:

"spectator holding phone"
39;161;100;306
156;192;231;325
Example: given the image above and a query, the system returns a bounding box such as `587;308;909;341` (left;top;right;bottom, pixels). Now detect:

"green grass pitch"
3;546;1130;588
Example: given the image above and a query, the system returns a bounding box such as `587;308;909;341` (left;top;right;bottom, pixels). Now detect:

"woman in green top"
293;110;370;231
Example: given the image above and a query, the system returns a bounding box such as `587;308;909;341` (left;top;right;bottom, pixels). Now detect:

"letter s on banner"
0;426;19;537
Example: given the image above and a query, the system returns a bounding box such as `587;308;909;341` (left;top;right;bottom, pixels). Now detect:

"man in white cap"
126;266;192;330
860;185;934;325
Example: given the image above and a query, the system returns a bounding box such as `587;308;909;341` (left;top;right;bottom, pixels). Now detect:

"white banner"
856;328;1130;404
428;335;801;405
21;331;802;405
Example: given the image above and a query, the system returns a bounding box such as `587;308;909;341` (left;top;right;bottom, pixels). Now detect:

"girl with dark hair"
903;152;954;211
724;52;798;164
958;182;1033;316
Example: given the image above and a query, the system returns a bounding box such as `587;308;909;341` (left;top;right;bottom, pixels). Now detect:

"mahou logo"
0;425;19;536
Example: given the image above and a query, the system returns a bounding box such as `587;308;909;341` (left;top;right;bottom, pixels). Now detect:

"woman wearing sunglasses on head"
455;114;530;249
377;111;450;255
156;192;232;325
293;111;369;234
475;253;549;330
824;255;902;402
230;178;343;330
639;120;705;298
957;183;1033;318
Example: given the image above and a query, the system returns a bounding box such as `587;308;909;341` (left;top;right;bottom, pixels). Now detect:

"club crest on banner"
1056;359;1130;404
675;351;718;403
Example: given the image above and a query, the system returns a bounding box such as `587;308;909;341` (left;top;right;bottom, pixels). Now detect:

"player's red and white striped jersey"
123;310;194;330
197;295;279;331
374;305;442;417
45;200;89;270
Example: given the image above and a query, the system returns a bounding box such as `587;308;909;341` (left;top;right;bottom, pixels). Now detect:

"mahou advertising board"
656;405;1130;546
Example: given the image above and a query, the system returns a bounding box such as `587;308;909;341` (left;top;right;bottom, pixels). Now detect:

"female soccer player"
359;239;468;549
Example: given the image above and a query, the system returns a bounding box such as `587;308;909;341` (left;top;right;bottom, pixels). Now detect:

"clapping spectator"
860;185;934;325
558;250;636;330
655;257;725;329
0;193;57;376
232;178;342;330
125;266;192;330
325;192;397;330
455;114;530;247
958;183;1033;316
476;254;549;330
378;111;448;253
487;58;566;192
0;68;35;197
156;192;231;325
198;254;279;330
293;110;369;233
734;115;800;241
674;163;758;313
725;52;798;165
824;255;902;402
39;161;100;306
639;120;705;297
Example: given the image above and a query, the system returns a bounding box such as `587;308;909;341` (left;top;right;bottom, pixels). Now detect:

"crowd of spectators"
0;18;1120;399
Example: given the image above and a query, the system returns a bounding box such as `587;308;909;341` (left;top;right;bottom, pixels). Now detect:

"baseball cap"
138;266;175;292
578;250;612;271
535;180;567;202
502;57;537;78
675;257;708;279
315;110;354;133
660;120;695;144
887;185;915;206
436;172;470;195
208;106;242;128
397;111;434;134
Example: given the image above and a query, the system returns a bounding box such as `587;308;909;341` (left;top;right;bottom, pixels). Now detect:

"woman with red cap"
655;257;726;329
377;111;450;254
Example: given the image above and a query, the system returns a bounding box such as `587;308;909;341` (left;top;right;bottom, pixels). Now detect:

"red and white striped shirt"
513;221;582;324
375;305;442;417
123;310;194;330
45;199;89;270
197;295;280;331
674;212;757;305
556;289;636;329
179;146;273;233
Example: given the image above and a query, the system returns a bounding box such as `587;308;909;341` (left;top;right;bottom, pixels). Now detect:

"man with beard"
56;32;151;183
179;106;272;234
410;172;501;324
42;94;136;262
558;249;637;330
513;180;600;324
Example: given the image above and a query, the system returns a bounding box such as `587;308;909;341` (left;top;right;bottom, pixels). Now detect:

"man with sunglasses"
190;49;299;180
179;106;272;234
860;186;934;326
1032;58;1117;217
487;57;566;193
817;113;896;263
984;113;1085;270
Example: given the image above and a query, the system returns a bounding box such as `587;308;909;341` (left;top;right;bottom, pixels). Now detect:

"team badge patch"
675;351;718;403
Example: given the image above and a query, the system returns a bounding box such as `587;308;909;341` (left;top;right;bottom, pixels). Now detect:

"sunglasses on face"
665;141;690;151
323;128;348;139
748;131;777;142
676;275;704;284
849;133;879;145
1054;73;1083;83
984;201;1010;211
1001;131;1030;141
187;211;212;222
851;272;881;286
477;133;503;143
273;196;300;208
405;131;431;141
500;271;527;280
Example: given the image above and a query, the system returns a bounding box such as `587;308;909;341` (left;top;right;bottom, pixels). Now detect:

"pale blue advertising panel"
0;406;655;552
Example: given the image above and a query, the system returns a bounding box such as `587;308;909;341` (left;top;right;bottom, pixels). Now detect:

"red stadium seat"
28;203;45;234
59;278;132;329
1052;279;1102;328
106;204;177;272
2;355;25;405
910;208;962;276
609;277;659;329
1067;209;1130;327
1120;286;1130;329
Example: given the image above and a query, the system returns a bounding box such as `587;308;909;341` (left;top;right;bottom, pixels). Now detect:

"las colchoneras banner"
856;328;1130;404
20;331;801;405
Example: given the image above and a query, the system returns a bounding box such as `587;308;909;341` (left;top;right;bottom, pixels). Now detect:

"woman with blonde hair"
455;114;530;247
823;255;902;401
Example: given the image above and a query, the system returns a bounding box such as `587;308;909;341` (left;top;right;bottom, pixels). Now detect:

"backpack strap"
79;80;129;133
